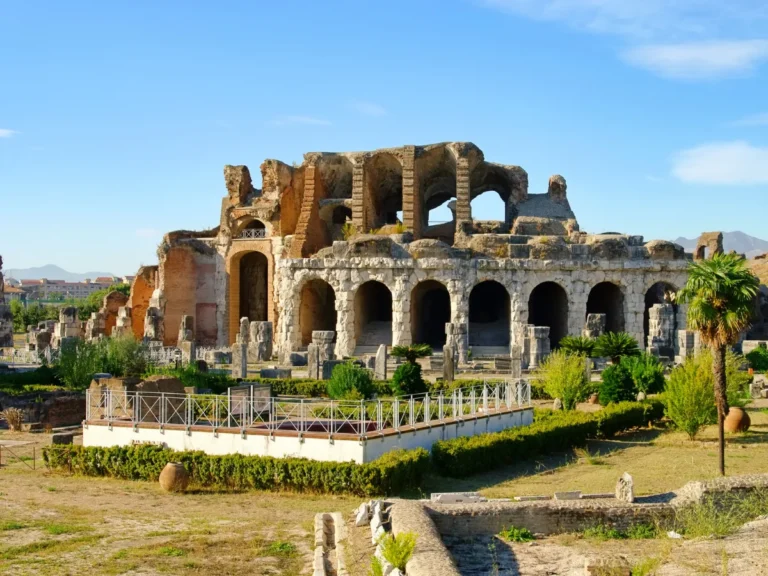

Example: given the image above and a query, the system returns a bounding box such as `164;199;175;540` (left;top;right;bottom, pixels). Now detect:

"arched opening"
586;282;625;334
469;281;510;348
354;281;392;348
470;191;506;221
528;282;569;348
239;219;266;239
299;279;337;347
418;146;457;243
239;252;268;322
332;206;352;225
365;153;403;230
644;282;678;348
470;162;515;228
411;280;451;348
245;220;265;231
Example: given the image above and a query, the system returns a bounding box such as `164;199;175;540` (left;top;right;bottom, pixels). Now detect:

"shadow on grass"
421;427;666;495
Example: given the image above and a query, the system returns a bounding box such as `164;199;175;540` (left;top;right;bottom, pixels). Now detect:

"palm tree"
678;252;760;476
391;343;433;364
559;335;597;357
594;332;641;364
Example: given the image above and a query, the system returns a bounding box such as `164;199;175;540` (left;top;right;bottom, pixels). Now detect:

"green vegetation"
431;400;664;477
664;355;718;439
532;350;590;410
56;336;148;389
498;525;534;542
594;332;641;364
674;490;768;538
599;363;636;404
678;252;760;475
622;353;666;394
583;522;657;540
391;362;427;396
42;444;429;496
327;361;375;400
558;335;596;357
746;346;768;371
391;343;432;364
377;531;417;571
9;300;59;333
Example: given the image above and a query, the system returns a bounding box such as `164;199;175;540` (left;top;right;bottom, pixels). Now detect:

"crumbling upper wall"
694;231;724;260
128;266;157;340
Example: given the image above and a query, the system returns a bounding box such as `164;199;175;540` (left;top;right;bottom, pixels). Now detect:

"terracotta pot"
748;368;754;376
724;407;751;433
588;393;599;405
159;462;189;492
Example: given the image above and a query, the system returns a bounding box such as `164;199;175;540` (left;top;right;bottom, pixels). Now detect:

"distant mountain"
4;264;116;282
673;231;768;260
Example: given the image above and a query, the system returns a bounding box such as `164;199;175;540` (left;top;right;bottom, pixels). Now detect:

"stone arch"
528;281;569;348
586;281;625;334
298;278;337;347
469;280;510;348
644;281;679;347
354;280;393;348
317;155;354;199
228;246;275;344
470;163;515;226
417;146;457;243
411;280;451;348
332;206;352;225
365;153;403;230
239;252;269;323
232;217;272;238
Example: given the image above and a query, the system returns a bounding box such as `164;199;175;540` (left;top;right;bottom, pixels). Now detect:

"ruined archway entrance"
469;281;510;348
354;281;392;348
299;279;337;347
411;280;450;348
586;282;625;334
644;282;678;348
239;252;268;322
528;282;569;348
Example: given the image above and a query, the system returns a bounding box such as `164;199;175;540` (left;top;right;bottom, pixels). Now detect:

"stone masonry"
0;256;13;348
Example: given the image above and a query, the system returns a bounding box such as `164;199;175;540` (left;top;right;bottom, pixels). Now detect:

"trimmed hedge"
431;400;664;477
245;378;392;398
42;444;429;496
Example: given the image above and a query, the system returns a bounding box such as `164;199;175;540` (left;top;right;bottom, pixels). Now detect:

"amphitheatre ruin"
121;141;697;364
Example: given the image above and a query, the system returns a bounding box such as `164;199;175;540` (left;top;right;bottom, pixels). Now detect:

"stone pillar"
400;146;419;238
647;304;675;357
443;345;455;384
334;291;355;358
445;322;469;364
510;345;522;379
143;289;166;343
248;321;273;362
375;344;388;380
307;343;320;379
312;330;335;362
0;256;11;348
528;326;551;369
454;156;471;234
351;159;365;230
178;315;196;365
582;313;606;339
85;312;106;341
231;317;249;379
112;306;133;338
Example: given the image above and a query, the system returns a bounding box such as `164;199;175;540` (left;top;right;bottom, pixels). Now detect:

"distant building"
19;278;114;300
3;284;25;302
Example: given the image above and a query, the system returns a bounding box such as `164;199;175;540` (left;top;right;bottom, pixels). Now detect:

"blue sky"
2;0;767;275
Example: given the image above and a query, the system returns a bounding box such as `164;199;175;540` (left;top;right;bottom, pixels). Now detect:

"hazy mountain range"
673;231;768;260
4;264;116;282
4;232;768;283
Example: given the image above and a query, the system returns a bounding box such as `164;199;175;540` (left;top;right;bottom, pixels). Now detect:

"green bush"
0;366;60;387
595;332;641;364
663;354;718;439
391;363;427;397
55;339;105;390
431;400;664;477
103;336;148;377
498;525;535;542
621;354;665;394
377;531;417;570
533;350;590;410
42;444;429;496
746;346;768;372
558;336;596;357
599;363;636;404
327;362;375;400
149;364;235;394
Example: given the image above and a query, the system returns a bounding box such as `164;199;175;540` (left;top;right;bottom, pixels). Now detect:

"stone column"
375;344;388;380
312;331;335;362
231;317;249;379
392;280;409;347
528;326;550;369
443;344;455;384
113;306;133;338
248;321;273;362
647;303;674;357
454;156;471;233
178;315;196;365
307;343;320;379
335;290;355;358
400;146;419;238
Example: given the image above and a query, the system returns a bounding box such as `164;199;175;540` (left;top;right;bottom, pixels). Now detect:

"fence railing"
0;348;56;365
238;229;267;239
86;381;531;439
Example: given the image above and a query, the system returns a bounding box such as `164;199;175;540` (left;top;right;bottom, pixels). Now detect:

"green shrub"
327;362;375;400
664;355;718;439
377;531;417;570
583;523;624;540
431;400;663;477
0;366;60;387
391;344;432;364
149;364;234;394
599;363;636;405
621;354;665;394
391;363;427;397
594;332;641;364
55;339;105;390
103;336;147;377
746;346;768;371
558;336;596;357
533;350;590;410
42;444;429;496
498;525;534;542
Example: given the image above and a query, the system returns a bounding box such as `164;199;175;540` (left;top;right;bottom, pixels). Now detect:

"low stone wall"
0;391;86;428
390;501;461;576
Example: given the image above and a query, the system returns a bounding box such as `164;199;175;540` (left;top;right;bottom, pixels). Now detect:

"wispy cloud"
730;112;768;126
0;129;18;138
622;40;768;80
351;100;387;117
269;115;331;126
672;141;768;185
135;228;161;239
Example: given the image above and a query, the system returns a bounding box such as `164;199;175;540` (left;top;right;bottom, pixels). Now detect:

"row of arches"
236;252;679;350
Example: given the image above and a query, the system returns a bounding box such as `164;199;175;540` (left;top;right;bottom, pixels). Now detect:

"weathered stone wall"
159;246;197;346
128;265;156;341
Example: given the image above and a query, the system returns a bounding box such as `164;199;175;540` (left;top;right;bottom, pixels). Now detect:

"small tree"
678;253;759;475
558;335;596;357
621;354;665;394
533;350;590;410
599;363;635;404
595;332;641;364
378;532;417;572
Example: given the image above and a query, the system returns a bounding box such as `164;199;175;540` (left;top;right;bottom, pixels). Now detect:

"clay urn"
724;407;751;433
159;462;189;492
588;393;599;405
